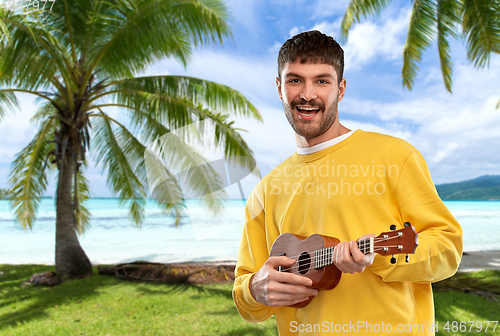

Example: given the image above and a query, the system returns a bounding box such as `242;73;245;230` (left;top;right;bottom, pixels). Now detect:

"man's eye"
318;80;329;84
288;79;300;83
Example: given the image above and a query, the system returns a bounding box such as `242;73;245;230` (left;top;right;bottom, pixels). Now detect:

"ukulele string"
274;235;403;262
279;244;407;273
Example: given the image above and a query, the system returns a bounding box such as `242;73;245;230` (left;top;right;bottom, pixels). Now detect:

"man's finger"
350;240;374;266
271;268;313;287
349;241;364;260
269;296;312;307
268;281;318;296
267;256;297;268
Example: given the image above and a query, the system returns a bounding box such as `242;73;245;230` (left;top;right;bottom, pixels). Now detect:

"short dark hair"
278;30;344;84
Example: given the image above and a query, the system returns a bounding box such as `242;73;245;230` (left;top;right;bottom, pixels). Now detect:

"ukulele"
269;222;418;308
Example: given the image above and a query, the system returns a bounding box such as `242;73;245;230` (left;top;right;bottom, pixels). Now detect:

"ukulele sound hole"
298;252;311;275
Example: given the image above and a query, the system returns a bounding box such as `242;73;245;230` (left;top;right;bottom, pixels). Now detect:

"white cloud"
310;0;351;18
289;26;300;37
269;41;282;54
225;0;260;37
0;93;39;163
310;19;342;38
307;8;410;70
342;119;412;141
429;142;459;164
342;9;410;70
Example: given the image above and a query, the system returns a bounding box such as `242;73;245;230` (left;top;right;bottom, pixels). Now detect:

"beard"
283;95;339;139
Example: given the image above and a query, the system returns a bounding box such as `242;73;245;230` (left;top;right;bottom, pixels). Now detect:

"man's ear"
338;78;347;103
276;77;283;101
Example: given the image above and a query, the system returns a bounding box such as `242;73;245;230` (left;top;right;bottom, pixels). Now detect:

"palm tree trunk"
55;154;92;279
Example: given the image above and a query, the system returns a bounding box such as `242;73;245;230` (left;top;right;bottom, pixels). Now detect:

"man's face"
277;61;346;139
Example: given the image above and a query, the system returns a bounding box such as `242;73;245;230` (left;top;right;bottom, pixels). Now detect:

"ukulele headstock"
373;222;418;256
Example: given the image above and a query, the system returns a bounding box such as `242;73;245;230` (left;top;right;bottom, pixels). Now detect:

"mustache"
291;98;324;110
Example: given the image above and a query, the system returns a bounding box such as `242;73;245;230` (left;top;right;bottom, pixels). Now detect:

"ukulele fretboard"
313;238;374;269
314;246;334;268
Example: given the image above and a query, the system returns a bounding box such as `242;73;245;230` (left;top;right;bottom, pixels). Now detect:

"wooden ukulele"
269;222;418;308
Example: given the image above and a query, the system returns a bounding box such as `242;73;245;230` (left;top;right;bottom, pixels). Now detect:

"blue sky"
1;0;499;198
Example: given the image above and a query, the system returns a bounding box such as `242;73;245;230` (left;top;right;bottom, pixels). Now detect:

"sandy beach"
458;250;500;272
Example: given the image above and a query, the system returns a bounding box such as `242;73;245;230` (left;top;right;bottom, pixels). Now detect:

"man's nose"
300;82;317;101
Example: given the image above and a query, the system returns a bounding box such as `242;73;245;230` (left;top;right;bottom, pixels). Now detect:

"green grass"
434;270;500;336
0;265;277;335
0;266;498;335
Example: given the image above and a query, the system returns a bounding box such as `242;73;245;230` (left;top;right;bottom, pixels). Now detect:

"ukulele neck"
314;238;374;269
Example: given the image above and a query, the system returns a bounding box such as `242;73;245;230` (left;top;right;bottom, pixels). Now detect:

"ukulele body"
268;225;418;308
269;233;342;308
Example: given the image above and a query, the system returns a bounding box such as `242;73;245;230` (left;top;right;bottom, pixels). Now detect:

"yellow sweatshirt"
232;130;463;335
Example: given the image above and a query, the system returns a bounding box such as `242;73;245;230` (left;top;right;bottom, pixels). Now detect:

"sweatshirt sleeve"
232;190;276;322
370;152;463;283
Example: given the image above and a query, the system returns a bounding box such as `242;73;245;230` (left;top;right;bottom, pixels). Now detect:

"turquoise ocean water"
0;199;499;265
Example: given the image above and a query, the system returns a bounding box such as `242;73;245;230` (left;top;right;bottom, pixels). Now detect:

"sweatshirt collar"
296;129;358;155
292;129;362;163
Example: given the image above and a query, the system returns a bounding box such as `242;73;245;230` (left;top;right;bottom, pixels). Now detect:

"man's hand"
249;256;318;307
333;234;377;274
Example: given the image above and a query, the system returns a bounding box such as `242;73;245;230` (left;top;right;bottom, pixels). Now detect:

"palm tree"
341;0;500;94
0;0;262;280
0;188;10;199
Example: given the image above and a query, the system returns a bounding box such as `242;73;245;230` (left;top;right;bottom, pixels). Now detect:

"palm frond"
90;111;190;224
106;77;261;188
115;120;189;223
8;118;56;229
143;146;188;226
402;0;437;90
91;109;146;226
436;0;461;93
111;75;261;123
86;0;231;80
193;109;261;179
144;124;228;218
461;0;500;68
30;99;59;125
144;146;183;203
46;0;102;58
0;12;74;91
90;102;174;146
0;89;19;121
341;0;395;42
0;13;12;45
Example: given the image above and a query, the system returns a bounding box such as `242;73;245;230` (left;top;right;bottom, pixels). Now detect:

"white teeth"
298;106;320;111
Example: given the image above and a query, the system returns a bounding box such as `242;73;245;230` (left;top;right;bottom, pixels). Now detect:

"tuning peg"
390;255;396;264
405;254;410;262
390;224;397;231
404;222;411;227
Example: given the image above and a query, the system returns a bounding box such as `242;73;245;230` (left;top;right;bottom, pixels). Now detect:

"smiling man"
278;46;348;147
232;31;463;335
